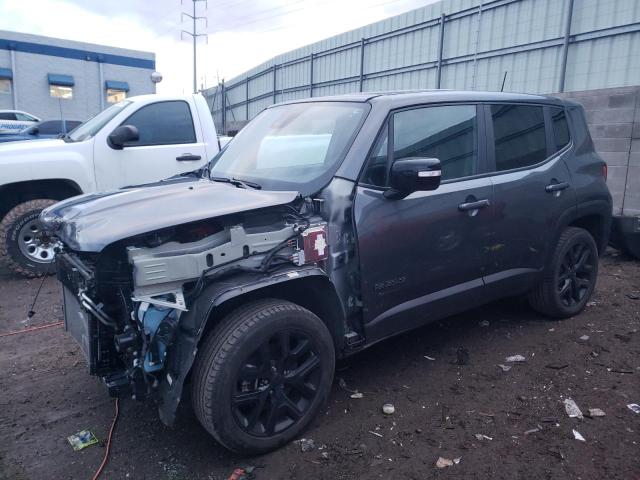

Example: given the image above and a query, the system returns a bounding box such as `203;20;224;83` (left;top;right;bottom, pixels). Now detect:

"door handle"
458;199;491;212
545;181;569;193
176;154;201;161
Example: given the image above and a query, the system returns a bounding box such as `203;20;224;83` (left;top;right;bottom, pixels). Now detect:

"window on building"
107;88;127;103
105;81;130;104
0;68;12;94
50;85;73;99
121;101;196;146
0;79;11;94
491;104;547;171
550;107;570;151
48;74;75;100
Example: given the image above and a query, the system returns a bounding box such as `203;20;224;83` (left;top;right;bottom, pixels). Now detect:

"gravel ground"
0;252;639;480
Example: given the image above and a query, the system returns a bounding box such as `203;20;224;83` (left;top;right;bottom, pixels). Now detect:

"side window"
491;104;547;171
0;112;17;120
361;126;388;186
37;121;62;135
123;101;196;147
550;107;570;151
362;104;478;186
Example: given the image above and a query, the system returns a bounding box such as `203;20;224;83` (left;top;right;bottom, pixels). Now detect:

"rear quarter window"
551;107;570;151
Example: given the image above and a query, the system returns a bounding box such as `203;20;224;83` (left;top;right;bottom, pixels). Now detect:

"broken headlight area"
56;205;329;403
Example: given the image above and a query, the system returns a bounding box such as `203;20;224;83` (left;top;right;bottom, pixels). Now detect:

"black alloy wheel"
528;226;599;318
191;299;335;454
232;330;321;437
557;240;596;308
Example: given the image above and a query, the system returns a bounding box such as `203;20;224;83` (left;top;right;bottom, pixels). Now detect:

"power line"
181;0;208;93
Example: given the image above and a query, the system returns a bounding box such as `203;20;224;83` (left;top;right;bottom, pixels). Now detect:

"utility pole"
181;0;208;94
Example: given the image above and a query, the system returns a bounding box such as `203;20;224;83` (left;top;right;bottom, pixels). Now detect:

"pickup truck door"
354;104;495;343
94;99;209;190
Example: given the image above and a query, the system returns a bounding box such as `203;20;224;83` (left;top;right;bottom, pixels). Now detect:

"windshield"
67;100;132;142
210;102;369;194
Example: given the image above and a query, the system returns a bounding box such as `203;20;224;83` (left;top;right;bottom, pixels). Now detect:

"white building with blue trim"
0;30;156;122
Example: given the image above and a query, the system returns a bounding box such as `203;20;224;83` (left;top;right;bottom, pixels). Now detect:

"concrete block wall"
555;86;640;217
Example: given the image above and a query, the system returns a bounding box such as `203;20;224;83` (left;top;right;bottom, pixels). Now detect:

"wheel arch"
156;267;347;426
0;179;83;219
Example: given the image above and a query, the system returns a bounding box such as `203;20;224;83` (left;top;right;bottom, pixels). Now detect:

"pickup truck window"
122;101;196;147
68;100;132;142
210;102;369;195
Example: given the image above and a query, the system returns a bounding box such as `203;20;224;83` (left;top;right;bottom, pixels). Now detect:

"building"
204;0;639;218
0;30;156;121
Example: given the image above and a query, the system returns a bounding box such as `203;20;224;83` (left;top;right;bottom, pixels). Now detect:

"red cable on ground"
0;321;64;338
92;398;120;480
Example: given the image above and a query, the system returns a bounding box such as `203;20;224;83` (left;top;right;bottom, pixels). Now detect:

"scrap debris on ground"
0;252;638;479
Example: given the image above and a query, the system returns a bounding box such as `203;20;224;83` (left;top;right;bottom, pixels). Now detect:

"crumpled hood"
41;178;299;252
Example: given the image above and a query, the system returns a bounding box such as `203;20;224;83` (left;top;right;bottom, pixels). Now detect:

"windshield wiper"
211;176;262;190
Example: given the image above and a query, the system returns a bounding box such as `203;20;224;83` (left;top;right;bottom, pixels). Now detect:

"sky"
0;0;437;94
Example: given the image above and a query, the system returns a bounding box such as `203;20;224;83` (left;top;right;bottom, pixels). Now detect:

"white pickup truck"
0;94;222;277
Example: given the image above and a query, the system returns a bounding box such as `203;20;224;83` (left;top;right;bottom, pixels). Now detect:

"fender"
0;138;96;193
156;266;335;426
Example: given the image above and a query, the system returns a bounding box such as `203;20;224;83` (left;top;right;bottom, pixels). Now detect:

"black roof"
276;89;565;108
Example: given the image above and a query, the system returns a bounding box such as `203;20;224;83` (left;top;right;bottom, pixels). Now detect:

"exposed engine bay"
54;200;329;409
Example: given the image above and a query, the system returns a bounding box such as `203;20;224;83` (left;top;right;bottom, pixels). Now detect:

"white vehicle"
0;109;40;134
0;94;221;277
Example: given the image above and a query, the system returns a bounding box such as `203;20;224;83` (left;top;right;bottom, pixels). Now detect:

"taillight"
602;164;608;181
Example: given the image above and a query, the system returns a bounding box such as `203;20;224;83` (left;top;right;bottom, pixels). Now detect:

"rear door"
355;103;495;341
484;103;576;294
95;100;208;190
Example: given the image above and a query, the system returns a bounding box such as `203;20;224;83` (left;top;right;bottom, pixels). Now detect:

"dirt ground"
1;252;639;480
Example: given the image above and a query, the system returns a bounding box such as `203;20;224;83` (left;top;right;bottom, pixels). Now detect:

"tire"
191;299;335;454
0;199;58;278
528;227;599;318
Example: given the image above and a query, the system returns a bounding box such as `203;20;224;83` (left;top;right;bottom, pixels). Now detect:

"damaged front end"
43;181;330;424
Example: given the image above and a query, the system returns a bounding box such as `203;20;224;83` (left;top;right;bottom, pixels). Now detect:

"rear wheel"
191;299;335;454
528;227;599;318
0;199;59;278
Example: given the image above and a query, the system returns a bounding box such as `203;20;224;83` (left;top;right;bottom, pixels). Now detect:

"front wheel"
0;199;59;278
191;299;335;454
528;227;599;318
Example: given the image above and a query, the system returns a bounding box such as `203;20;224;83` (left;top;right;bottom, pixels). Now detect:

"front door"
354;103;494;342
94;100;208;190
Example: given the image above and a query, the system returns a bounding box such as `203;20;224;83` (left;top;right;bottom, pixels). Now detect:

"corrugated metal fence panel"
571;0;640;35
277;59;311;91
565;31;640;91
248;96;272;118
313;47;360;84
248;70;273;98
208;0;639;132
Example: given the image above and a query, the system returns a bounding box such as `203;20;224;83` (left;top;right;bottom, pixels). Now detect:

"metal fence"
205;0;640;133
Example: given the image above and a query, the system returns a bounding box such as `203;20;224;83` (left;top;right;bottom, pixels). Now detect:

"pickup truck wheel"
191;299;335;454
528;227;599;318
0;199;59;278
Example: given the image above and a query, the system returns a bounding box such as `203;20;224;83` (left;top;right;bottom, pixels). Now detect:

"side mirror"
108;125;139;150
385;157;442;199
30;126;39;135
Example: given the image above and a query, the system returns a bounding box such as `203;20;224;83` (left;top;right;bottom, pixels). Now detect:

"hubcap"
557;241;595;307
17;218;59;264
231;330;322;437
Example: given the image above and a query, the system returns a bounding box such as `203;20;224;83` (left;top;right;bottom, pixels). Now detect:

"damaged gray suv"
42;91;612;454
